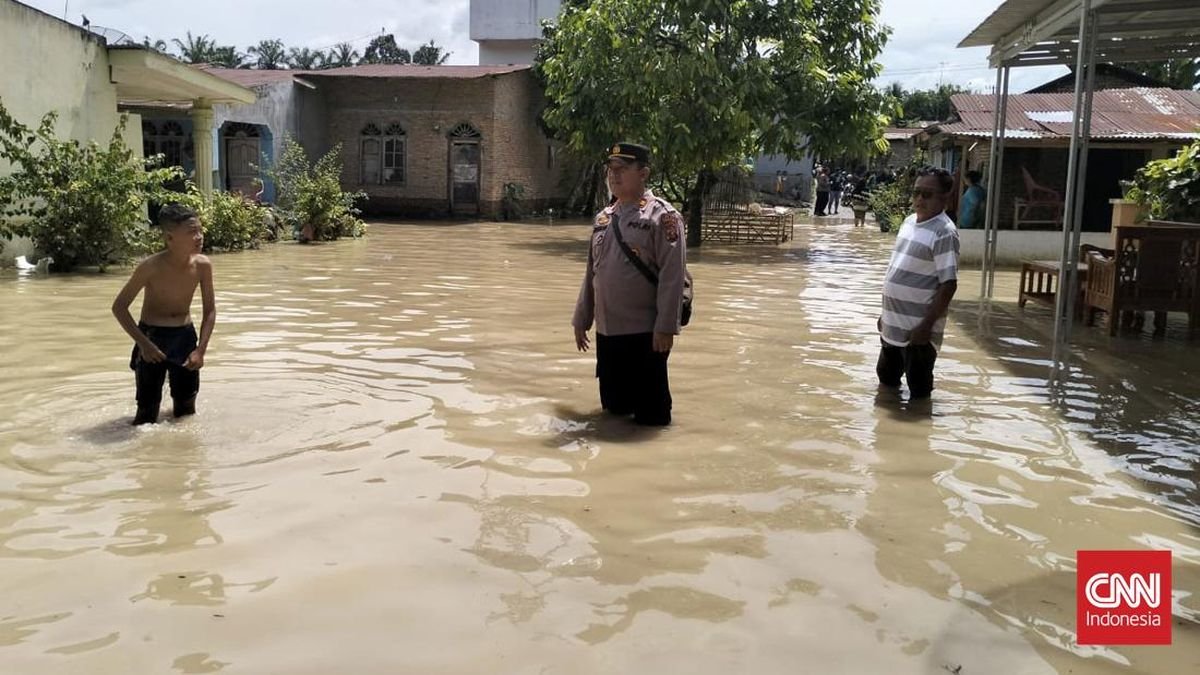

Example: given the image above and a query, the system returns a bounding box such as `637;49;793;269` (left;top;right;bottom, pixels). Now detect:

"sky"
23;0;1068;93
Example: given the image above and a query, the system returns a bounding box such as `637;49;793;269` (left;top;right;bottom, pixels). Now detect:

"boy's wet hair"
158;203;198;229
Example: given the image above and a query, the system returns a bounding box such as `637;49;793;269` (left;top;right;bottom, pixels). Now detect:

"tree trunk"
685;170;714;248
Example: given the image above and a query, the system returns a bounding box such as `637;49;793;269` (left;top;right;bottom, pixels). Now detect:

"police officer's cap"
607;142;650;165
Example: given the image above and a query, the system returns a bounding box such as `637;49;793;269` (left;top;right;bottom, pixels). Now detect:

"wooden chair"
1082;224;1200;337
1014;167;1065;230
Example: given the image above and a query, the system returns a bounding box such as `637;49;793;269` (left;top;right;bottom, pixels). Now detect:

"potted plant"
1126;140;1200;224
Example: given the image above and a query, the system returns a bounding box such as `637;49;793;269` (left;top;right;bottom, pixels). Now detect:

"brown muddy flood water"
0;218;1197;674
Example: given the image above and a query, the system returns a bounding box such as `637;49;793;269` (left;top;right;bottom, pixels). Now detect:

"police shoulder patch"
661;211;681;242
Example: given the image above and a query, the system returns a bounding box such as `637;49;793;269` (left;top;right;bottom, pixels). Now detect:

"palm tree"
142;37;169;53
288;47;322;70
249;39;288;70
326;42;359;68
172;31;214;64
412;40;451;66
211;45;248;69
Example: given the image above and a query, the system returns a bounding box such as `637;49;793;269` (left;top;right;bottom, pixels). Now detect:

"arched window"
382;123;406;185
360;123;406;186
448;123;481;139
360;123;381;184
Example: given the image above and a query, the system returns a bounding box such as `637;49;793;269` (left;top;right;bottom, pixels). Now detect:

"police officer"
572;142;687;426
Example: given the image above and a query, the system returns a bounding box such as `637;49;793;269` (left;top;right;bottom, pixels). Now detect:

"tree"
1114;58;1200;90
0;101;183;271
537;0;893;246
142;37;169;53
172;31;214;63
897;84;969;125
288;47;323;70
210;45;248;69
249;39;288;69
359;34;411;65
325;42;360;68
412;40;451;65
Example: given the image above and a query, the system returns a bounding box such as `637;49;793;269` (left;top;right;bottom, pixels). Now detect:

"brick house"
302;65;567;218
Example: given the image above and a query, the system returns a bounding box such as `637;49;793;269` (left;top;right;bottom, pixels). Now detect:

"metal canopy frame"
961;0;1200;365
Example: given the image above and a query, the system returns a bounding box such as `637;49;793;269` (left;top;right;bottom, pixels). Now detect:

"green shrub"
0;101;183;271
267;137;367;242
1127;140;1200;223
867;151;928;232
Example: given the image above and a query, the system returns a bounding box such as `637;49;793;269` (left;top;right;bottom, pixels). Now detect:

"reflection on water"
0;219;1196;673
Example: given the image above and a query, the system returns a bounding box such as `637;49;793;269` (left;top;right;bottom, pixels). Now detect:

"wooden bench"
1082;223;1200;337
700;207;795;244
1018;259;1088;316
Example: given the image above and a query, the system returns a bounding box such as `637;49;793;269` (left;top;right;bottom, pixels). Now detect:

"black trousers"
596;332;672;426
876;339;938;398
130;323;200;411
814;191;830;216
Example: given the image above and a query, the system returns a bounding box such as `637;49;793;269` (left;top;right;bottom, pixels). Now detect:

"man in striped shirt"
877;167;960;399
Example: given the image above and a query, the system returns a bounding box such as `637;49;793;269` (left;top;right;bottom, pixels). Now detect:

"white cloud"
877;0;1068;92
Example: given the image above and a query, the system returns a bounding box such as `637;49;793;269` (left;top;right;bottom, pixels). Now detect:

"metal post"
1052;0;1096;365
986;66;1011;299
979;66;1010;300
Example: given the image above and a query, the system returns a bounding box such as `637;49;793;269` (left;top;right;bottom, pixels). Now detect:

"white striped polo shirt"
880;212;959;350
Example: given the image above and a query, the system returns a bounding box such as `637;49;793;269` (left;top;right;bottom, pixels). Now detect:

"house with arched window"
301;64;567;218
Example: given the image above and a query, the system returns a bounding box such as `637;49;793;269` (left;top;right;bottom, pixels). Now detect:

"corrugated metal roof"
937;88;1200;140
883;127;923;140
959;0;1200;65
959;0;1057;49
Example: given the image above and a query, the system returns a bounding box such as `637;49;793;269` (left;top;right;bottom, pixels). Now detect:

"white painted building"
470;0;561;65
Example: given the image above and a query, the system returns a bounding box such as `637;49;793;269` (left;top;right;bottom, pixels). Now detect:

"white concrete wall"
478;40;540;66
958;229;1113;266
754;152;815;200
0;0;122;264
471;0;560;41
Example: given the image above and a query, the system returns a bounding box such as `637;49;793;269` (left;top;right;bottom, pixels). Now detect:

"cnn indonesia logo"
1077;550;1172;645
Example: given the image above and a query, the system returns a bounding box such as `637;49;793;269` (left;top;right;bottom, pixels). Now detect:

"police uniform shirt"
572;190;687;336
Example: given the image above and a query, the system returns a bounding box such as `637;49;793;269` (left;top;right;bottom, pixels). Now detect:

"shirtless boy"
111;204;216;425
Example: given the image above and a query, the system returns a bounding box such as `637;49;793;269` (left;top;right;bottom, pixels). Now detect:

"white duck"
15;255;53;274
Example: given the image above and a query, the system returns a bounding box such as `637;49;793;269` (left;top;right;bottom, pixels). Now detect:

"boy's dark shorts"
130;322;199;408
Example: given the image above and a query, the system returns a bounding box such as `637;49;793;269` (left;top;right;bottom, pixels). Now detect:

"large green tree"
536;0;893;246
888;83;970;126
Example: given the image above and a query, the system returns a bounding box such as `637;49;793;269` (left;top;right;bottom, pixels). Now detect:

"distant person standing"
814;167;830;217
957;171;987;229
849;174;870;227
572;142;688;426
829;171;844;215
876;167;960;400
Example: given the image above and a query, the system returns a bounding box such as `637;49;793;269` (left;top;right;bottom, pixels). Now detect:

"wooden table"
1018;260;1088;314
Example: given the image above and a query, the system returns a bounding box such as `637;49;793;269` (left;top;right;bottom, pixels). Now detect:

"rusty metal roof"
935;88;1200;140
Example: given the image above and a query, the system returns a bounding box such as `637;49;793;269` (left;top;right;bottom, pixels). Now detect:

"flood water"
1;218;1197;674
